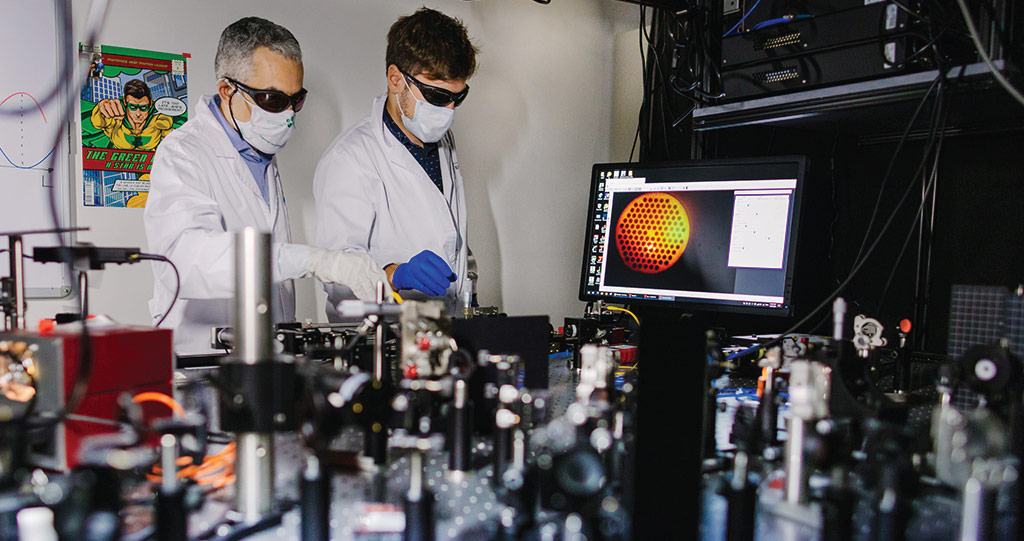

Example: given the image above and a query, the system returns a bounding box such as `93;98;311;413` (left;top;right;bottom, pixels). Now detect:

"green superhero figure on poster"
90;79;175;151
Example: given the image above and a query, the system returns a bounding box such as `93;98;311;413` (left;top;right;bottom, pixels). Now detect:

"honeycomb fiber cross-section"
615;192;690;274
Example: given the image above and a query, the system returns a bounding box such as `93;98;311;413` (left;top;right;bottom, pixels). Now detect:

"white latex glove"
306;249;390;302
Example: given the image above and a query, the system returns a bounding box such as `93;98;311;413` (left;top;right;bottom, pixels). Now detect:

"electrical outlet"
723;0;740;15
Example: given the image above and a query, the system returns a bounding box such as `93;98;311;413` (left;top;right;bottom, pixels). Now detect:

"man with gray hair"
145;17;388;355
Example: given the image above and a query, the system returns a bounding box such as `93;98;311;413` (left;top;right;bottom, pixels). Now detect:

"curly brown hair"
386;8;479;81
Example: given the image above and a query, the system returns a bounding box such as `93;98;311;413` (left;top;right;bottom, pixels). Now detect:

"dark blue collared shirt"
383;107;443;194
209;95;272;204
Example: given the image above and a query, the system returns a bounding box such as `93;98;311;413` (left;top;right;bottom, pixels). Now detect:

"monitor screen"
579;157;805;316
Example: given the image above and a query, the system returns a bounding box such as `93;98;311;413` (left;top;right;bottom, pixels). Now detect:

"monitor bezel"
577;156;806;317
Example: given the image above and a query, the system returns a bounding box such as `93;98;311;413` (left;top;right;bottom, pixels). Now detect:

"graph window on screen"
579;158;805;317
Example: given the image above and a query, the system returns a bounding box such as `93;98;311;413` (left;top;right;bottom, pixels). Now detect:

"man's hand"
391;250;456;297
96;99;125;120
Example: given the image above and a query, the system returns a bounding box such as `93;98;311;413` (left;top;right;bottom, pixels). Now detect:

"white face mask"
397;77;455;144
231;90;296;155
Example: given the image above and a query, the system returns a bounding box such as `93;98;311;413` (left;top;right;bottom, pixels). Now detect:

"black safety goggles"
228;78;308;113
400;68;469;108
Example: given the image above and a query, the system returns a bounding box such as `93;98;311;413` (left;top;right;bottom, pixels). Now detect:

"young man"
145;17;387;355
314;8;478;320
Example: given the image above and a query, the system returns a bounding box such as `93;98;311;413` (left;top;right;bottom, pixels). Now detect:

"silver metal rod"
373;321;384;382
784;417;807;505
78;271;88;319
234;228;273;364
160;434;178;494
512;429;526;471
373;281;385;382
10;236;25;329
454;378;466;409
960;476;990;541
236;432;274;523
407;450;423;502
731;451;749;492
231;228;275;522
832;297;846;341
303;453;320;482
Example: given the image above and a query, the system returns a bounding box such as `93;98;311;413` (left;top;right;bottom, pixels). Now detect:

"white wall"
29;0;640;328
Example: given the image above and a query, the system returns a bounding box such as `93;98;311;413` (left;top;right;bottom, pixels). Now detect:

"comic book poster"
79;44;188;208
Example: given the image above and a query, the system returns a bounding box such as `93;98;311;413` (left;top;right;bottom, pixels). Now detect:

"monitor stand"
632;307;710;539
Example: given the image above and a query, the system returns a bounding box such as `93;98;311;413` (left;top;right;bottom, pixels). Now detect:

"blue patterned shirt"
382;107;443;194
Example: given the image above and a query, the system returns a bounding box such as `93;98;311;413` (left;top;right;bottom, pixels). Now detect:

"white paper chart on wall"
0;0;73;298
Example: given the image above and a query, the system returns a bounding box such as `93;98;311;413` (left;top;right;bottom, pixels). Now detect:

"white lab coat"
314;94;468;321
145;95;315;355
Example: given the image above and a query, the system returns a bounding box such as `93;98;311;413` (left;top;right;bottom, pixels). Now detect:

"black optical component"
228;78;308;113
399;68;469;108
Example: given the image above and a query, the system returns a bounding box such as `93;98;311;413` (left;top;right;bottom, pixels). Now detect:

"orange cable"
149;442;236;483
132;392;186;417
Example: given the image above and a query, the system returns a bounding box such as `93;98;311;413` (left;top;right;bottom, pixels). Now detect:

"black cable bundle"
632;2;721;162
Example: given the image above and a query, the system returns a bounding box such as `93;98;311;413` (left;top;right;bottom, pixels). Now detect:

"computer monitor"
579;157;805;316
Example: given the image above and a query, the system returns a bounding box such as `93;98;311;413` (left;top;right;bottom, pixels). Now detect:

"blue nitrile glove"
391;250;457;297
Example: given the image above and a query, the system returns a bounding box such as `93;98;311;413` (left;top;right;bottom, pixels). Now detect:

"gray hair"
214;17;302;81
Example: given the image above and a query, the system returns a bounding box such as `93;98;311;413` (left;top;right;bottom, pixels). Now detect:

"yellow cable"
606;306;639;326
392;291;404;304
